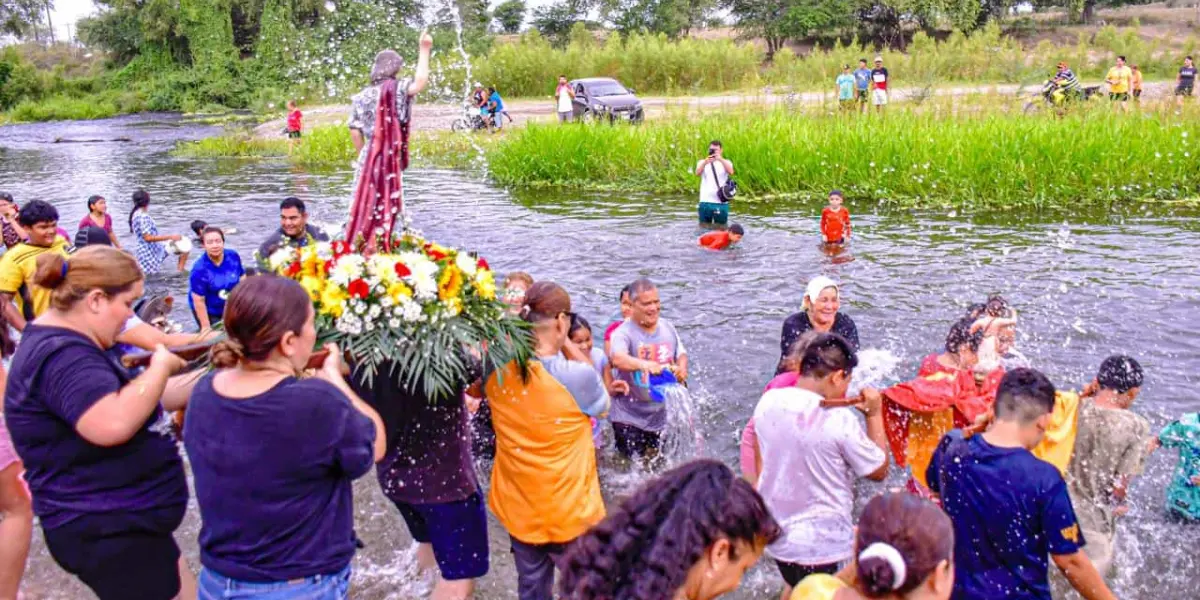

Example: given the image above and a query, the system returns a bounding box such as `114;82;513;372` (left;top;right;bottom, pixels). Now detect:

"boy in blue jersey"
927;368;1116;600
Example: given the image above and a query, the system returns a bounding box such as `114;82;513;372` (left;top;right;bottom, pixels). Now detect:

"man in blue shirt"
927;368;1116;600
853;59;872;113
486;87;511;132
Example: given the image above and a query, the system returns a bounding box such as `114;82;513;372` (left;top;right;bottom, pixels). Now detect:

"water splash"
659;383;706;464
848;348;903;397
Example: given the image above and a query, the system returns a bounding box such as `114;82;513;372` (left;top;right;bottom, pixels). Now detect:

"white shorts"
873;89;889;106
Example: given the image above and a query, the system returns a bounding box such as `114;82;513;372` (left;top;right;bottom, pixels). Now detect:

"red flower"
476;257;489;271
427;249;447;262
324;259;335;274
395;262;412;278
331;240;350;257
285;262;302;277
347;279;370;299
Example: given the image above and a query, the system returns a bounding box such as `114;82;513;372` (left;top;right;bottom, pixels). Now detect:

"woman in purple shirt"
3;246;196;600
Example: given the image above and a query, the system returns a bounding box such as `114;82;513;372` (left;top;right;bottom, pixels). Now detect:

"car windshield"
588;83;629;96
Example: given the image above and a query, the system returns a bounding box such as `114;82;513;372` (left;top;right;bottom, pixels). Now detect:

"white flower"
314;242;334;261
380;296;394;308
267;248;295;271
367;255;397;284
329;254;365;286
368;304;381;318
399;298;423;323
454;252;477;277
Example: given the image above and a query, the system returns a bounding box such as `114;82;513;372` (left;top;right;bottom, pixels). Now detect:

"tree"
493;0;525;33
600;0;715;37
723;0;852;58
1;0;46;38
530;0;589;45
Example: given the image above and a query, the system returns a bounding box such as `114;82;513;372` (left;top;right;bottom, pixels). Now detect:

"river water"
2;114;1198;599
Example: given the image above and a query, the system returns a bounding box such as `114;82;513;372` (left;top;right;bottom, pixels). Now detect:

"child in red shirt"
699;223;744;250
286;100;302;156
820;189;851;245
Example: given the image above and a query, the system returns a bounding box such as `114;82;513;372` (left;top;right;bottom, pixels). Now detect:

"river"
1;113;1198;599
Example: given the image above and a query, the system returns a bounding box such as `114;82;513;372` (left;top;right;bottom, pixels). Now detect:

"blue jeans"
198;565;351;600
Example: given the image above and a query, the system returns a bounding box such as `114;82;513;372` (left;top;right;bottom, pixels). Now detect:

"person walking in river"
1148;408;1200;522
184;276;385;600
79;195;120;250
779;276;859;371
0;200;69;331
555;75;576;123
755;333;888;599
927;368;1117;600
257;197;330;265
188;227;244;330
485;281;610;600
4;247;199;600
129;189;187;274
0;192;28;250
696;140;734;227
820;190;851;246
608;277;688;462
558;459;782;600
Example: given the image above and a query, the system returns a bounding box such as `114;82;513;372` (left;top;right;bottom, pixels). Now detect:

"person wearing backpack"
695;140;735;227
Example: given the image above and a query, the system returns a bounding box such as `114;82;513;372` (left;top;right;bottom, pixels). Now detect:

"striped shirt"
1056;68;1081;92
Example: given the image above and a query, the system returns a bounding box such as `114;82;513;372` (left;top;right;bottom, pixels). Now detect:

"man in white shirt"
694;140;734;227
555;76;575;123
753;332;888;598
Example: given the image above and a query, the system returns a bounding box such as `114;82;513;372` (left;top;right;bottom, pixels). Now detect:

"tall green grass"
486;106;1200;208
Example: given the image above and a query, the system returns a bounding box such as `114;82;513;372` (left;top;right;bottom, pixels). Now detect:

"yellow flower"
388;281;414;303
319;284;349;317
299;275;324;302
443;297;463;316
301;252;324;279
438;265;464;301
474;270;496;300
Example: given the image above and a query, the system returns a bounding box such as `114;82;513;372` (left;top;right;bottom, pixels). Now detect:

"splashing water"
848;348;903;397
659;383;706;464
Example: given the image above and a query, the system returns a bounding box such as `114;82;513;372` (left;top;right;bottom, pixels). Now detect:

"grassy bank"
486;106;1200;208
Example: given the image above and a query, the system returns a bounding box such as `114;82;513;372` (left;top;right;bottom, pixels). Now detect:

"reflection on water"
3;115;1200;598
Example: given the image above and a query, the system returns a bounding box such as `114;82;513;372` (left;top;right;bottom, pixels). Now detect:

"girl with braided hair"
558;459;782;600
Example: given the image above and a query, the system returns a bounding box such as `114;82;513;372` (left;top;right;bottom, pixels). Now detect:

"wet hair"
280;197;307;214
964;302;987;320
18;199;59;228
729;223;745;236
86;195;105;211
370;49;404;84
799;333;858;379
74;226;113;250
558;459;782;599
201;226;226;242
128;188;150;232
568;313;592;340
488;86;497;94
0;192;12;204
629;277;657;301
983;295;1011;317
32;246;143;312
191;220;208;237
945;318;984;354
520;280;571;323
503;271;534;288
994;368;1056;424
856;493;954;596
779;331;822;374
210;276;312;368
619;283;632;302
1097;355;1143;394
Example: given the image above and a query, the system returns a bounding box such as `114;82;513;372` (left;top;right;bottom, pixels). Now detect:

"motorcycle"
450;103;489;132
1024;79;1102;114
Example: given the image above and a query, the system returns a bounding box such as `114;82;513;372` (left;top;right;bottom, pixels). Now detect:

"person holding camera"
694;140;734;227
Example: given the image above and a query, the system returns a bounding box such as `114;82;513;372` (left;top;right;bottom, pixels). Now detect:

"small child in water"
820;189;851;245
698;223;744;250
569;315;627;449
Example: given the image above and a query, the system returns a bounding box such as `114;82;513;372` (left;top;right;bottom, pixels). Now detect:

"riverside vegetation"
175;101;1200;209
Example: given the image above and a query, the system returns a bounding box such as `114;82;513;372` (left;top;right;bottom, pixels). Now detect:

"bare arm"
719;158;734;175
694;158;710;177
860;388;889;481
675;352;689;382
3;217;28;241
1051;551;1117;600
408;32;433;97
116;322;217;351
75;347;185;447
160;372;202;412
0;292;26;331
350;129;365;154
192;294;211;330
609;350;664;374
142;233;179;243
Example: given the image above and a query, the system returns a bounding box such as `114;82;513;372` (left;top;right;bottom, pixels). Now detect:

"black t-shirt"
1181;66;1198;87
778;311;861;372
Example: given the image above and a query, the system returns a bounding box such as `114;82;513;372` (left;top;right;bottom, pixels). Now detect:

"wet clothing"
698;230;736;250
1158;413;1200;520
188;249;244;324
1065;402;1149;539
511;538;566;600
613;422;661;458
697;158;732;206
608;319;686;434
755;387;885;566
393;492;490;580
0;237;69;321
928;430;1084;600
79;213;114;238
184;375;376;583
778;311;859;367
131;211;170;274
820;206;850;244
257;224;330;265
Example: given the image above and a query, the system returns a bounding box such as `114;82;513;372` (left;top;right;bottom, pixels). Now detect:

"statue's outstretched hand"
419;31;433;51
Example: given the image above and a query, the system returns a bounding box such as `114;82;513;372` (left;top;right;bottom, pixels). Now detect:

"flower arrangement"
267;232;531;400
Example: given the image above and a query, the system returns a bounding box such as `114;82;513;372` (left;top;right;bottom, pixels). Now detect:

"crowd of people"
1043;56;1196;112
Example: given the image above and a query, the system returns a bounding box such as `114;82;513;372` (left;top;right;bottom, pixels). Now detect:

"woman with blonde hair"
4;246;197;599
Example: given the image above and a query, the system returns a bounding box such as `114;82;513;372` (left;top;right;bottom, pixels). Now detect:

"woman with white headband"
779;276;859;372
791;492;954;600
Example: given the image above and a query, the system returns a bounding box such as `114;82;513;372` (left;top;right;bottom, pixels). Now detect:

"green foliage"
1;0;45;38
485;106;1200;208
530;0;589;45
7;94;123;122
493;0;526;34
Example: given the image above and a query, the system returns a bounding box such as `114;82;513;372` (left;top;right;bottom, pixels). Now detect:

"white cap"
804;275;840;306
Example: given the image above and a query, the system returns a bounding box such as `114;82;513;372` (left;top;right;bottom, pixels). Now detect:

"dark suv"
570;78;645;124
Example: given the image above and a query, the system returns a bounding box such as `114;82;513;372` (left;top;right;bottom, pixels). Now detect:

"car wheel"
580;110;596;124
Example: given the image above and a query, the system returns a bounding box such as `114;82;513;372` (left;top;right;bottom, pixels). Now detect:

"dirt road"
253;81;1178;138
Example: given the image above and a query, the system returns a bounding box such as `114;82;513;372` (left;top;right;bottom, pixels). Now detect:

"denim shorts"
698;202;729;225
198;564;351;600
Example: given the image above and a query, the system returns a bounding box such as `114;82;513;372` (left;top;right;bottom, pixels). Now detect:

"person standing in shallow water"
779;276;859;372
0;200;70;330
257;197;330;265
129;189;186;274
184;276;385;600
558;459;782;600
79;195;121;250
4;247;199;600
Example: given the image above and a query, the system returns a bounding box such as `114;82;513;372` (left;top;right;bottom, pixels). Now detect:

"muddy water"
2;114;1199;599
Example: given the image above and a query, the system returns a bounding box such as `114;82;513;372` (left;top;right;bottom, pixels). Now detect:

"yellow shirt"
0;237;70;319
1106;66;1132;94
791;573;848;600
